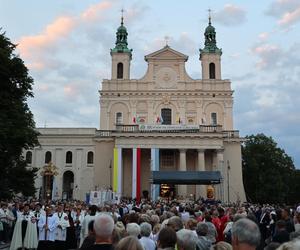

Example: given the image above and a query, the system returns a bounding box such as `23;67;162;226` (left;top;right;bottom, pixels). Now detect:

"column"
151;148;160;200
74;149;83;200
178;149;187;198
55;148;63;199
113;147;122;196
196;149;206;199
132;148;137;199
132;148;141;201
216;149;225;201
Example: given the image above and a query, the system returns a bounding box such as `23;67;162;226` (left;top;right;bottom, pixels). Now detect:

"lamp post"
227;160;230;203
40;161;59;201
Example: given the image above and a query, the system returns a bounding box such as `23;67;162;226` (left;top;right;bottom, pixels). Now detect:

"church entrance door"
63;171;74;200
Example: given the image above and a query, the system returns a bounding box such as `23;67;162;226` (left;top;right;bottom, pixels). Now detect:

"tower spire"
121;8;124;25
199;9;222;55
208;8;212;25
111;9;132;54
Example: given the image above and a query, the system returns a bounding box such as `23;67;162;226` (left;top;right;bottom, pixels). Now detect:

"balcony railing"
95;124;240;138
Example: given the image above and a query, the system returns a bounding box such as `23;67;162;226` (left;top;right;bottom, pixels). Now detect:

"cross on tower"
208;8;212;24
164;35;170;46
121;8;125;25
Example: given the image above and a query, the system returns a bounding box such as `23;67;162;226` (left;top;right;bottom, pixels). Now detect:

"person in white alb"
53;204;70;250
80;205;97;247
37;206;56;250
10;203;38;250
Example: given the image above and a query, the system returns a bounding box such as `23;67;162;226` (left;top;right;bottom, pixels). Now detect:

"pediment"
145;45;188;62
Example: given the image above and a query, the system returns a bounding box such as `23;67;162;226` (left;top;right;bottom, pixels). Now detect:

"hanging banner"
89;190;115;205
139;124;199;131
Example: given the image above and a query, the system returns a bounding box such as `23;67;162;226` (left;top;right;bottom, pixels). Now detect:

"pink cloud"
18;1;115;62
63;85;78;97
258;32;269;41
18;16;75;58
252;44;282;69
278;7;300;26
26;61;45;70
81;1;113;21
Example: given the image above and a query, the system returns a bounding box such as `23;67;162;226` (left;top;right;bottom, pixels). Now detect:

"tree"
242;133;296;204
0;31;39;199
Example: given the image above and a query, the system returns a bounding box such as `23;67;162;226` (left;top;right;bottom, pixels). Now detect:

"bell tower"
200;12;222;80
110;11;132;80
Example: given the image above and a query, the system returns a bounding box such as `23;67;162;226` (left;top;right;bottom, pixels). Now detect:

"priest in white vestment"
53;204;70;250
37;207;56;250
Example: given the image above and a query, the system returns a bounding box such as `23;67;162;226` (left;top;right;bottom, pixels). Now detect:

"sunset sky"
1;0;300;167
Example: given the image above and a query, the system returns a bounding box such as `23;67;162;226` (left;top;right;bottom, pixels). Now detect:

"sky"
1;0;300;167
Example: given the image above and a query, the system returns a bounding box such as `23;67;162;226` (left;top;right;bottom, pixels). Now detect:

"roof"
151;171;222;185
144;45;188;62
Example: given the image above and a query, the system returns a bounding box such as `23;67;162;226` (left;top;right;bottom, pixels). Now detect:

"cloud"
18;16;75;58
266;0;300;27
251;44;282;69
17;0;115;66
258;32;269;41
81;1;113;21
213;4;246;26
266;0;300;17
278;7;300;26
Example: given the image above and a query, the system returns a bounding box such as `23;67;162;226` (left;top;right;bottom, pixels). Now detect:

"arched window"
209;62;216;79
115;112;123;125
45;151;52;163
66;151;72;164
161;108;172;125
26;151;32;164
87;151;94;164
117;62;123;79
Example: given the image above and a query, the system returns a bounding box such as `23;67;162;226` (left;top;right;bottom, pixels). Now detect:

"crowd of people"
0;198;300;250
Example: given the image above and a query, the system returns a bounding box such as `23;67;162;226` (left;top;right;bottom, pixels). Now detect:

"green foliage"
242;133;298;204
0;31;39;199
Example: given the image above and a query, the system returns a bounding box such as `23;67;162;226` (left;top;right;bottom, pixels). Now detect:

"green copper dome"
205;24;215;33
200;16;222;55
111;16;132;54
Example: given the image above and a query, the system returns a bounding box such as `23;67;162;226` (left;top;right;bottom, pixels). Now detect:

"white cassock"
53;212;70;241
10;211;38;250
38;214;57;241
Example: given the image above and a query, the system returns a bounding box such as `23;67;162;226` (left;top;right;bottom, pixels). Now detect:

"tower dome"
111;14;132;54
200;15;222;55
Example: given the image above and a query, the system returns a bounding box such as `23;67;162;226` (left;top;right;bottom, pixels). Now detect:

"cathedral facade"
24;16;246;202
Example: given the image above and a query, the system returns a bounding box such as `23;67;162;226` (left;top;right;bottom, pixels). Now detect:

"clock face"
155;67;177;89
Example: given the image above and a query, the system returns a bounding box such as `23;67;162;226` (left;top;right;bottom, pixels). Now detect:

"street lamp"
40;161;59;201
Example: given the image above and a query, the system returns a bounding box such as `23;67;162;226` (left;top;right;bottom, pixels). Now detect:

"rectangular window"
211;112;217;125
161;108;172;125
115;112;123;125
161;150;175;169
